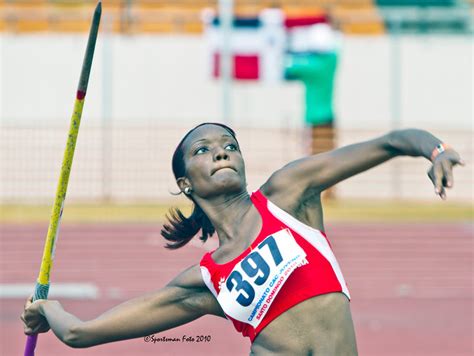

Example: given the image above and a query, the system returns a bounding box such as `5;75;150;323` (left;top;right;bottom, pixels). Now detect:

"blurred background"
0;0;473;355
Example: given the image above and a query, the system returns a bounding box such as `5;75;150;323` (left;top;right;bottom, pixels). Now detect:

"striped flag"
202;8;285;82
202;9;339;82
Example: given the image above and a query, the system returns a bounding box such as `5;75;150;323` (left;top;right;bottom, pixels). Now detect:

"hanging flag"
202;9;338;82
202;8;285;82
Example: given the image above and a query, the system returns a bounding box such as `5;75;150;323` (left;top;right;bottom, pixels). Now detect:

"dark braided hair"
161;123;238;249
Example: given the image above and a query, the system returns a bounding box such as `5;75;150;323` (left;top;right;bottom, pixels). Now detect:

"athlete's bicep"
262;133;397;200
167;265;225;319
74;265;223;347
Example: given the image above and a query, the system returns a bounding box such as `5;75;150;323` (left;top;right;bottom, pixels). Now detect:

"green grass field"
1;199;472;224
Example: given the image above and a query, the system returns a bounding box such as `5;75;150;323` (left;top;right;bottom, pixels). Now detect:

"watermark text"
144;334;212;343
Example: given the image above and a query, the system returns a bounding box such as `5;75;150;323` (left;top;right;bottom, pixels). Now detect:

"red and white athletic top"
199;190;350;342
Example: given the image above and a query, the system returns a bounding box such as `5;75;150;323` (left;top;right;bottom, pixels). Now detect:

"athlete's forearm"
38;300;86;347
37;284;211;348
389;129;442;160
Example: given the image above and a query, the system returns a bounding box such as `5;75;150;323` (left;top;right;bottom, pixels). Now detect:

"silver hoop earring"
184;187;192;195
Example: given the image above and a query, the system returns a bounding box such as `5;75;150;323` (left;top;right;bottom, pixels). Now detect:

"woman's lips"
212;166;236;175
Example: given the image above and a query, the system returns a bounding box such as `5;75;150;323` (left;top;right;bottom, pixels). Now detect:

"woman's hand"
427;148;465;200
21;295;51;335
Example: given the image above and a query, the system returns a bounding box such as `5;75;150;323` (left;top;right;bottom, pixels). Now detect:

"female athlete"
21;123;464;355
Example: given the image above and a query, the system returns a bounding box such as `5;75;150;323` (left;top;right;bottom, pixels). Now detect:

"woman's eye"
194;147;208;155
225;144;238;151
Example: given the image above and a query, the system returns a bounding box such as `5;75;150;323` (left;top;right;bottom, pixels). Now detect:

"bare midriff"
250;293;357;356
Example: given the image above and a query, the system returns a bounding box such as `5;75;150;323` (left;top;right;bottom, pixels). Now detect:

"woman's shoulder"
167;264;226;317
167;264;207;290
259;179;324;232
259;173;309;212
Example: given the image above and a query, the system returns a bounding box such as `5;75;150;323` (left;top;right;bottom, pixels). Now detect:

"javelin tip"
96;0;102;13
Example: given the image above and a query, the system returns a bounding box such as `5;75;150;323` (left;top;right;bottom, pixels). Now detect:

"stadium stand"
0;0;386;34
0;1;470;34
376;0;457;5
376;0;472;33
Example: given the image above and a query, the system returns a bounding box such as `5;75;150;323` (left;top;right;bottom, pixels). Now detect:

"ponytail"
161;202;215;249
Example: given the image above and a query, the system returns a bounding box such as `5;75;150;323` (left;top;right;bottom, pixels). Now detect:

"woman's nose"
214;148;229;161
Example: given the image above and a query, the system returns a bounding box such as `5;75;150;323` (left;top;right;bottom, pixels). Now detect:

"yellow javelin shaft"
36;1;101;287
37;100;84;284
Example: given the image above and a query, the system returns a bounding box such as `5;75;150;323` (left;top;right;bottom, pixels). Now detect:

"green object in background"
285;52;338;125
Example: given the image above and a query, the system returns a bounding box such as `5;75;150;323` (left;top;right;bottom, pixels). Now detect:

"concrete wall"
1;34;472;129
336;35;473;130
0;34;303;128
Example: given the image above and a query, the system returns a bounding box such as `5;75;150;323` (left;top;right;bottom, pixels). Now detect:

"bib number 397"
218;229;307;327
226;235;283;306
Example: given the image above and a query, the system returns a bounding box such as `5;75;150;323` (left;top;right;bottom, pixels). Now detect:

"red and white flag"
202;9;338;82
202;8;285;82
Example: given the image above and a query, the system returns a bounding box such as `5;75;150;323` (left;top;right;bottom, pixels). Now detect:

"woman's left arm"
262;129;464;202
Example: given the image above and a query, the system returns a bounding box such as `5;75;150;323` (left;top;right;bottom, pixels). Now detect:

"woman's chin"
208;177;246;195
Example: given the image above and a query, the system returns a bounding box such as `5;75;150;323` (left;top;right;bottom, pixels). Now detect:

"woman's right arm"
21;264;224;348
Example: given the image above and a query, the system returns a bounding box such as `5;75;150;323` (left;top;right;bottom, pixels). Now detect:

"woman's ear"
177;177;191;194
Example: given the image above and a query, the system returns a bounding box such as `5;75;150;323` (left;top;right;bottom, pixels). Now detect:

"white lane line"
0;283;99;299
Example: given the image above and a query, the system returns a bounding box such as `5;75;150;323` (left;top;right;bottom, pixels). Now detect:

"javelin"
24;2;102;355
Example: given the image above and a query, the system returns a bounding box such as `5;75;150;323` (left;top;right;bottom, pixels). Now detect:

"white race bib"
218;229;307;328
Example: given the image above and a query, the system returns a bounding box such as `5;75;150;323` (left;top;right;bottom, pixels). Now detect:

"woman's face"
179;124;247;199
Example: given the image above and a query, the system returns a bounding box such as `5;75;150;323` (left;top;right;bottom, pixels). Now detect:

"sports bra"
199;190;350;342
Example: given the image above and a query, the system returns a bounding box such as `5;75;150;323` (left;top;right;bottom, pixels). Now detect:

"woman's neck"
197;190;253;245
